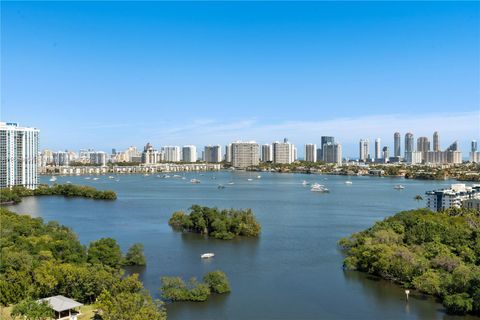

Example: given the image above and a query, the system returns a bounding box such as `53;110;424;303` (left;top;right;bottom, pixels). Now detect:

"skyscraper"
261;144;273;162
273;139;295;164
374;138;381;160
323;143;342;165
225;144;232;163
417;137;430;152
204;145;222;163
318;136;335;160
142;143;161;164
382;146;389;163
231;141;259;169
394;132;401;157
404;133;414;153
359;139;369;162
433;131;440;151
162;146;181;162
90;151;107;166
0;122;39;189
470;140;479;163
304;144;317;162
182;145;197;163
472;140;477;152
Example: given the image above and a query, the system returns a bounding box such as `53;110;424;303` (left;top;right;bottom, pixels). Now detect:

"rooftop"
38;295;83;312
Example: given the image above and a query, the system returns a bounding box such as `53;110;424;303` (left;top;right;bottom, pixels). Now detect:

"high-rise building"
359;139;369;162
40;149;54;167
142;143;161;164
231;141;259;169
472;140;478;152
0;122;39;189
424;140;462;164
225;144;232;163
261;144;273;162
204;145;222;163
90;151;107;166
394;132;401;157
162;146;181;162
273;139;295;164
374;138;381;161
182;145;197;163
404;133;414;154
53;151;70;166
417;137;430;152
318;136;335;160
323;143;342;165
470;140;479;163
382;146;389;163
405;151;422;164
304;144;317;162
433;131;440;151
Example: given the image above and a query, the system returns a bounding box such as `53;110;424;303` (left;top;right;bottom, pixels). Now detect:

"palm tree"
414;194;423;202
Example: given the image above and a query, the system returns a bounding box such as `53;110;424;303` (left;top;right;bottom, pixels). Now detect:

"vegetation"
168;205;261;240
160;271;230;302
0;208;164;319
0;184;116;205
339;208;480;316
10;299;53;320
123;243;146;266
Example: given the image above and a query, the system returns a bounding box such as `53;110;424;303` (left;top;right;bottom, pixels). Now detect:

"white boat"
108;176;115;179
190;179;201;184
247;178;253;181
201;253;215;259
163;174;171;178
66;181;71;184
257;175;261;179
227;181;235;185
93;177;99;181
345;181;353;185
173;174;181;178
394;185;405;190
302;180;310;186
85;177;91;180
49;176;57;182
144;174;150;177
310;183;330;193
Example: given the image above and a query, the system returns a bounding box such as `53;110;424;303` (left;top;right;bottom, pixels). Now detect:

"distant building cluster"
426;184;480;212
358;131;466;165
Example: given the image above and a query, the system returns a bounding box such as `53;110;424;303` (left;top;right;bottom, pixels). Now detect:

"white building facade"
231;141;259;169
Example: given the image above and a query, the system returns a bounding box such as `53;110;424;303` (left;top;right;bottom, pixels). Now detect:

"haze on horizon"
2;1;479;157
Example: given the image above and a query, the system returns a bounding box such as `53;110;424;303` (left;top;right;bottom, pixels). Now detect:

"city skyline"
2;2;478;156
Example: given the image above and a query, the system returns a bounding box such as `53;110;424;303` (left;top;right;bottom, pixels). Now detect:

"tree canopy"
339;208;480;315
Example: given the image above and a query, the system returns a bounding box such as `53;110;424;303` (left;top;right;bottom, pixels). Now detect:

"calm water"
9;172;475;319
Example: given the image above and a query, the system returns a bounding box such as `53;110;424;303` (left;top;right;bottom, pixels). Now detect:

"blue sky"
2;1;479;157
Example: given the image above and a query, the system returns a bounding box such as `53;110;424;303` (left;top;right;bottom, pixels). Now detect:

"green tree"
11;299;54;320
443;293;473;315
203;271;231;294
123;243;146;266
87;238;123;268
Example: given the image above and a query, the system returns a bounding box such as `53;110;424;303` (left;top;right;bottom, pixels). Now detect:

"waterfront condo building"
304;144;316;162
426;184;480;212
204;145;222;163
261;144;273;162
273;139;295;164
0;122;39;189
322;143;342;165
225;144;232;163
359;139;369;162
162;146;181;162
89;151;107;166
182;145;197;163
231;141;259;169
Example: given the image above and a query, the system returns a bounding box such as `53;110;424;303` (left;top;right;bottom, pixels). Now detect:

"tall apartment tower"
162;146;181;162
231;141;260;169
0;122;39;189
394;132;401;157
382;146;389;163
404;133;414;153
323;143;342;165
304;144;317;162
359;139;369;162
433;131;440;151
318;136;335;160
273;139;295;164
182;145;197;163
472;140;477;152
417;137;430;152
261;144;273;162
374;138;381;160
204;145;222;163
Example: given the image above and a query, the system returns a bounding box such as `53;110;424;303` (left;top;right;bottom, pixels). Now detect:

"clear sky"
2;1;479;157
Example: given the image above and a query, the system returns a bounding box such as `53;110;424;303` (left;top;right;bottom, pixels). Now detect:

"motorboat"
49;176;57;182
93;177;99;181
173;174;181;178
85;177;91;180
257;175;261;179
310;183;330;193
394;185;405;190
201;253;215;259
108;176;115;179
190;179;201;184
227;181;235;185
144;174;150;177
302;180;310;186
247;178;253;181
345;181;353;185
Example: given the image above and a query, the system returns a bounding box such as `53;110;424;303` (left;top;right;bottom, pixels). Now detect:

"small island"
0;184;117;205
339;208;480;316
168;205;261;240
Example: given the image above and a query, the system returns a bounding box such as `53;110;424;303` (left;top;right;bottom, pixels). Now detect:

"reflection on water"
7;172;470;319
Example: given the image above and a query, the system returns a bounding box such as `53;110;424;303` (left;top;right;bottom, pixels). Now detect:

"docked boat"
201;253;215;259
310;183;330;193
190;179;201;184
394;185;405;190
49;176;57;182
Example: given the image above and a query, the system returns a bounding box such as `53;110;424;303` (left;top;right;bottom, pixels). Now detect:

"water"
9;172;475;319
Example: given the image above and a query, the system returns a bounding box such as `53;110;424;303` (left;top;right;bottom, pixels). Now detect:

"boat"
247;178;253;181
201;253;215;259
190;179;201;184
394;185;405;190
257;175;261;179
163;174;171;178
173;174;181;178
66;181;71;184
227;181;235;185
93;177;99;181
85;177;91;180
310;183;330;193
302;180;310;186
49;176;57;182
345;181;353;185
181;177;186;180
108;176;115;179
144;174;150;177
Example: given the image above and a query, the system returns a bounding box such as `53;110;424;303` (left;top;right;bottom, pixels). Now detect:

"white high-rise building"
359;139;369;162
323;143;342;165
0;122;39;189
273;139;295;164
382;146;389;163
204;145;222;163
142;143;161;164
225;144;232;163
394;132;401;158
405;151;422;165
374;138;381;161
53;151;70;166
182;145;197;163
162;146;181;162
304;144;317;162
90;151;107;166
231;141;259;169
261;144;273;162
